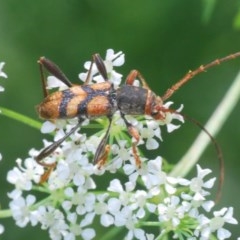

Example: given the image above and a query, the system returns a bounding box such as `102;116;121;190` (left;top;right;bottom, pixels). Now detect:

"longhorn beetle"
35;51;240;183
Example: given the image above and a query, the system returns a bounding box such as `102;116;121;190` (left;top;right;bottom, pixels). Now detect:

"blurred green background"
0;0;240;239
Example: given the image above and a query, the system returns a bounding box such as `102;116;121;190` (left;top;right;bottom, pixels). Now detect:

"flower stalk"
0;106;42;130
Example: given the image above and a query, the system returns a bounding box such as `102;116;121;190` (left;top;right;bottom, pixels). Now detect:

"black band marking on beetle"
77;85;114;117
59;89;75;118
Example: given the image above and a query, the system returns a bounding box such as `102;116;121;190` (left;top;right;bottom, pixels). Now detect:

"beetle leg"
39;163;56;183
94;116;113;167
84;55;96;85
93;54;108;81
84;54;109;85
35;118;84;182
120;113;141;167
38;59;49;98
36;122;81;162
125;70;150;89
38;57;73;91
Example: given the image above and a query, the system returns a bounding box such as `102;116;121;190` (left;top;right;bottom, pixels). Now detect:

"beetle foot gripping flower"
6;49;238;239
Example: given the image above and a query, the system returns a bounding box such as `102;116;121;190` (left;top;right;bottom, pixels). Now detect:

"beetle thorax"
116;85;148;115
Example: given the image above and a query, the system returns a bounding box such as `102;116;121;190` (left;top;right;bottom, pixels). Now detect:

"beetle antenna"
162;108;224;203
162;52;240;101
182;113;224;203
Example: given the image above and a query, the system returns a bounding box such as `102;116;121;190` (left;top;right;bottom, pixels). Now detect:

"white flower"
63;187;96;216
0;224;4;234
18;158;44;183
106;140;133;172
7;164;33;190
79;49;124;88
66;213;96;240
210;207;238;239
158;102;184;132
190;164;216;200
103;49;125;87
107;178;156;239
66;213;82;238
62;187;86;211
94;193;114;227
38;206;69;237
9;194;38;227
47;76;68;90
7;158;42;191
195;207;238;240
112;140;131;161
41;121;57;133
108;179;135;206
158;195;185;227
125;156;176;195
130;190;148;218
0;62;7;92
0;62;7;78
47;160;71;189
140;123;160;150
140;157;165;189
182;190;215;214
80;228;96;240
125;226;147;240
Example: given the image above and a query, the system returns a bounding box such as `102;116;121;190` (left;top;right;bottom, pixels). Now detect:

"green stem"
99;226;123;240
0;106;42;130
0;209;12;218
0;106;103;131
170;70;240;178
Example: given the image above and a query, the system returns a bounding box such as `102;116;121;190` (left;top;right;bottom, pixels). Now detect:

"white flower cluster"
7;157;238;240
0;60;7;234
6;50;238;239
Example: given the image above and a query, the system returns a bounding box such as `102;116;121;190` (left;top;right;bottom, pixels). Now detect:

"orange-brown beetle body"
37;81;117;120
